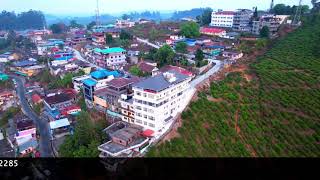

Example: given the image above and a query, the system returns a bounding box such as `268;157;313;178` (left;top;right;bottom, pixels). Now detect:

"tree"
253;7;258;20
195;49;204;62
120;30;133;40
129;65;143;76
120;39;130;48
311;0;320;13
260;26;270;38
69;20;83;28
180;22;200;38
0;10;45;30
175;42;188;54
59;111;106;157
154;45;175;67
149;28;158;41
50;23;68;34
122;14;130;20
199;8;213;25
87;21;96;30
105;33;113;44
255;38;268;50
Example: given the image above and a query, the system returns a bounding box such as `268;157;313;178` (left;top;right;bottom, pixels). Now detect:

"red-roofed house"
200;27;226;37
31;93;43;104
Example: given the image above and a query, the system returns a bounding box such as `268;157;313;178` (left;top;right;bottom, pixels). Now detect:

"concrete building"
233;9;253;32
122;69;192;132
210;11;235;28
91;32;105;46
93;47;127;69
115;19;135;29
252;14;281;35
82;69;121;102
98;122;151;157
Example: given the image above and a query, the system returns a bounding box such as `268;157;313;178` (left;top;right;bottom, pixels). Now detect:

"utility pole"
292;0;303;26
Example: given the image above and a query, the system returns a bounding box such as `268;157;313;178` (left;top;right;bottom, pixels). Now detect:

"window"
149;123;155;128
143;108;147;112
136;92;141;96
148;116;155;121
144;114;147;119
136;106;142;110
143;93;147;97
136;119;142;124
144;121;148;125
137;113;142;117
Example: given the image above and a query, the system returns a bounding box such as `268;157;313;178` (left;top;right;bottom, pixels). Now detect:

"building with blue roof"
83;69;122;102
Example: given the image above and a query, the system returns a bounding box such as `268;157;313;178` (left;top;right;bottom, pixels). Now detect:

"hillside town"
0;0;317;160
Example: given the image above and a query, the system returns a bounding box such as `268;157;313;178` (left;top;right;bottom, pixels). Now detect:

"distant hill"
170;8;207;20
45;14;117;26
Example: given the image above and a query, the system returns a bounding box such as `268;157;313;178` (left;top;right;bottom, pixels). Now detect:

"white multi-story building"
119;69;192;133
210;11;235;28
115;19;135;29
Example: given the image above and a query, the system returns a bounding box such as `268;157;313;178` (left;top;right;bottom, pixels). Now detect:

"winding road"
10;75;52;157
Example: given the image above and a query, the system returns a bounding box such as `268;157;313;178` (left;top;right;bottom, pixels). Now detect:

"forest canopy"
0;10;46;30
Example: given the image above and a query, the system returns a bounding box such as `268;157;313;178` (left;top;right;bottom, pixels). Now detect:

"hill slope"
148;15;320;157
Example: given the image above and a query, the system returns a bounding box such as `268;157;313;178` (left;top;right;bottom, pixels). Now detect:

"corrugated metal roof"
94;47;126;54
133;69;190;92
49;118;70;130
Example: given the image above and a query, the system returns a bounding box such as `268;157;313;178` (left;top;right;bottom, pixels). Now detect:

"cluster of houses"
209;9;289;35
0;90;17;111
6;114;39;157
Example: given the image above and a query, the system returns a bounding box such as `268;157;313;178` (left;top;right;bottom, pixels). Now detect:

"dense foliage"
271;4;309;15
196;8;213;26
49;23;69;34
59;111;106;157
171;8;209;20
260;26;270;38
180;22;200;38
0;107;21;127
148;15;320;157
0;10;46;30
175;42;188;54
153;45;175;67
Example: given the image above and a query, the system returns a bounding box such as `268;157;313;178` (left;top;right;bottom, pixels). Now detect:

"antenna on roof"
95;0;101;26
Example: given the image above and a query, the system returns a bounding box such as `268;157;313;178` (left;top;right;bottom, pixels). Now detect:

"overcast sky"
0;0;312;16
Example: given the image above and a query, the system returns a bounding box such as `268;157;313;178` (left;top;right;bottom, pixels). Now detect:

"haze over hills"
44;8;210;25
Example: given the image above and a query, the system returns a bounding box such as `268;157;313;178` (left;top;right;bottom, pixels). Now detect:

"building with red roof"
200;27;226;37
31;93;43;104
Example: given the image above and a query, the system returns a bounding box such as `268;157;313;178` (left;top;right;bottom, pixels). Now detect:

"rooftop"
94;47;126;54
13;60;38;67
214;11;235;15
90;69;121;79
44;93;74;106
200;27;226;34
83;78;97;86
107;76;140;89
133;69;190;92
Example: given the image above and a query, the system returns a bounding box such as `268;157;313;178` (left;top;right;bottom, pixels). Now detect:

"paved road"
190;59;223;88
72;48;101;69
10;75;52;157
136;37;160;49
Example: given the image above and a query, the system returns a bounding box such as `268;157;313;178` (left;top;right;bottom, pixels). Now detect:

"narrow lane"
10;75;52;157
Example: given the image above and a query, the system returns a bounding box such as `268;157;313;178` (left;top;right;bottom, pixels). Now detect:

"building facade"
125;70;192;132
93;47;127;69
210;11;235;28
251;15;281;35
233;9;253;32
